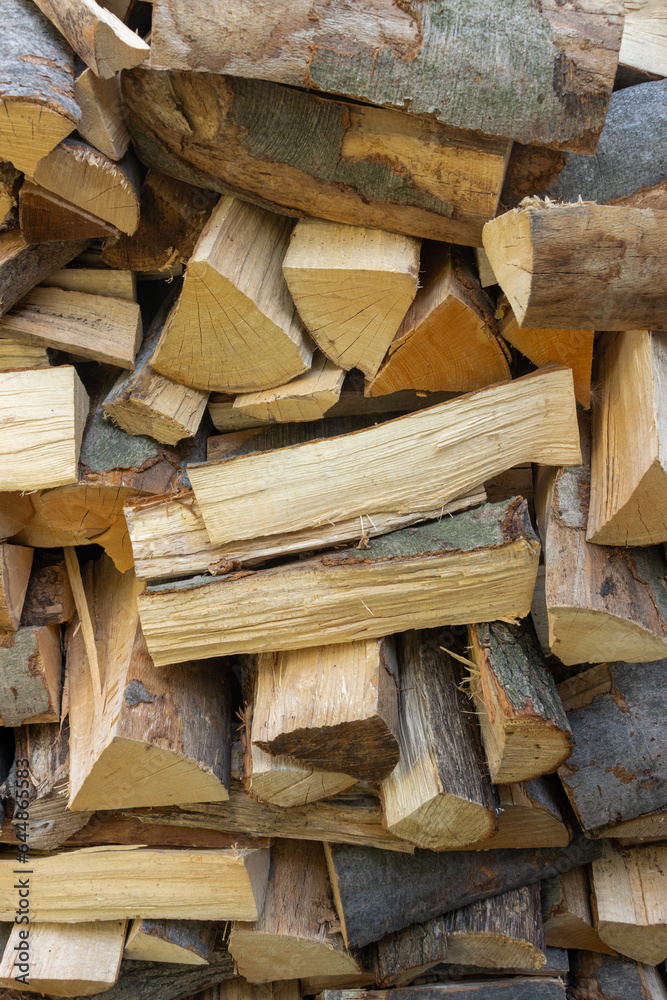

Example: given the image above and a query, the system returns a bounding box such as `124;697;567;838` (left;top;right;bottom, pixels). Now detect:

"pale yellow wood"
543;866;617;955
73;67;131;160
104;370;209;445
0;287;142;368
0;493;32;542
151;196;314;392
64;546;103;716
189;366;581;546
620;0;667;76
0;624;61;725
233;353;344;423
588;331;667;546
0;105;74;177
475;246;497;287
123;919;214;965
0;920;127;996
42;267;137;300
601;812;667;841
592;843;667;965
443;886;546;970
0;542;33;631
0;366;89;490
0;336;51;369
246;744;357;808
282;219;419;378
0;846;269;922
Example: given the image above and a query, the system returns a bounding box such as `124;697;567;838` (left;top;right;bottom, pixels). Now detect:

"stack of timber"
0;2;666;999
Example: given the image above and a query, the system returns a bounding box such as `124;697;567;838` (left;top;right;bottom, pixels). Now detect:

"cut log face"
121;67;511;247
619;0;667;77
557;660;667;838
151;196;313;393
282;219;420;378
0;624;61;725
251;639;399;782
19;180;121;243
444;885;546;971
73;67;131;162
189;365;580;547
233;353;345;424
124;919;217;966
381;631;497;850
483;204;667;330
461;780;570;852
466;621;572;784
569;951;667;1000
591;844;667;966
366;244;509;396
229;840;362;983
587;331;667;546
0;0;80;174
245;743;357;809
0;229;90;317
542;867;617;956
0;543;33;631
137;498;541;664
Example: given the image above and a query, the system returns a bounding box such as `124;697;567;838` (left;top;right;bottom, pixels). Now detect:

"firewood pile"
0;0;665;998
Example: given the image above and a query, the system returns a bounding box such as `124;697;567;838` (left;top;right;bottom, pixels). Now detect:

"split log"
0;625;61;725
321;980;566;998
62;812;268;851
0;494;32;543
233;354;345;425
324;834;602;948
151;196;313;393
366;244;509;396
150;0;622;153
32;0;149;78
590;844;667;965
20;559;75;627
101;170;218;272
189;365;580;547
619;1;667;78
0;230;89;316
137;497;541;665
483;204;667;330
534;414;667;664
568;951;667;1000
229;840;362;983
73;67;130;161
0;367;89;491
244;746;357;809
124;919;216;965
41;267;136;300
475;248;497;288
32;139;141;236
462;779;569;852
557;660;667;838
443;885;546;970
0;920;127;996
425;946;569;981
282;219;420;378
67;555;231;811
0;336;50;369
0;544;33;631
0;162;20;227
359;918;448;988
251;638;399;782
0;845;270;922
381;631;496;850
587;331;667;546
542;867;617;955
0;0;80;174
19;180;121;243
466;621;572;784
121;66;511;247
0;286;142;367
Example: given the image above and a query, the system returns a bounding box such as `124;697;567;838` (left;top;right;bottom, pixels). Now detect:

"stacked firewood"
0;1;665;999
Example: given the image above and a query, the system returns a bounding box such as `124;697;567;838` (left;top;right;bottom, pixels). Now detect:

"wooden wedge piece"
0;920;127;995
0;367;88;490
42;266;136;300
366;244;509;396
0;625;61;725
542;867;617;955
122;67;511;247
282;220;419;378
233;354;344;424
483;204;667;330
381;631;496;850
358;918;447;988
189;365;580;547
0;286;142;367
569;952;667;1000
20;559;75;627
251;639;399;782
230;840;362;983
619;0;667;77
151;197;313;393
124;919;216;965
0;544;33;631
0;336;50;369
19;180;121;243
591;844;667;966
587;331;667;546
32;139;141;236
0;0;80;174
0;230;89;317
0;161;21;226
443;885;546;970
137;498;541;664
74;67;130;161
0;494;32;542
466;621;572;784
33;0;149;78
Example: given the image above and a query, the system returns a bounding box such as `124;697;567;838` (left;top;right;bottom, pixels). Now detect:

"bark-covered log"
542;867;617;955
0;229;89;317
123;919;217;965
359;918;448;988
443;885;546;970
321;980;566;1000
0;624;61;725
568;951;667;1000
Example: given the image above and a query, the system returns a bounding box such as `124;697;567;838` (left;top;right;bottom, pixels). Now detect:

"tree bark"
443;885;546;970
123;919;217;965
568;951;667;1000
0;229;89;317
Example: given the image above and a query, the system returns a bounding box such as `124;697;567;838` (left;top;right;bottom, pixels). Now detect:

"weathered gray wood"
0;624;61;725
124;918;217;964
322;980;566;999
568;951;667;1000
0;230;89;317
359;918;448;988
426;946;569;980
444;885;546;970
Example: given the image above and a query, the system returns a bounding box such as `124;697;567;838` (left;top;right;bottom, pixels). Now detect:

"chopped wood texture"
475;248;497;288
124;919;216;965
0;366;89;490
444;885;546;970
466;621;572;784
0;229;89;317
591;844;667;965
557;660;667;838
322;979;566;998
42;267;136;300
0;493;32;542
189;366;579;547
542;867;617;955
461;779;570;852
32;0;149;78
19;180;121;243
0;845;270;922
587;331;667;546
619;0;667;77
0;0;80;174
366;244;509;396
0;920;127;996
233;354;345;424
282;219;420;378
358;917;448;987
32;139;141;236
251;639;399;782
0;286;142;367
74;67;131;161
20;559;75;627
229;840;362;983
568;951;667;1000
381;631;496;850
151;196;313;393
150;0;622;153
0;335;50;369
121;67;511;247
137;498;541;664
483;204;667;330
0;624;61;725
0;543;33;631
0;161;20;226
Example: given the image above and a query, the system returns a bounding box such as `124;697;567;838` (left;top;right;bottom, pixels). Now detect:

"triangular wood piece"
19;180;120;243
